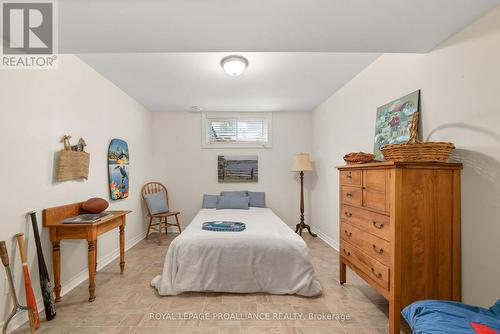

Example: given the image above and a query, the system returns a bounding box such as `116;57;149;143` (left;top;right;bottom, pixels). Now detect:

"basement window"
202;112;273;148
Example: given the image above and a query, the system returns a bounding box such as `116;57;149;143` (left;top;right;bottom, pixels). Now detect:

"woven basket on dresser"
343;152;376;165
381;113;455;162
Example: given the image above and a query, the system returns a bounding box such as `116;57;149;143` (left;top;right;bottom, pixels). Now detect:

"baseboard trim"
60;231;146;295
2;231;146;332
312;226;339;251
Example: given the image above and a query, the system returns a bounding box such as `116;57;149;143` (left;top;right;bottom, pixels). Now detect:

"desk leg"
119;225;125;274
87;240;96;302
95;239;98;272
52;241;61;302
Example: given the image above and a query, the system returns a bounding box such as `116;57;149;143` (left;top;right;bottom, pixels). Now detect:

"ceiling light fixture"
221;55;248;76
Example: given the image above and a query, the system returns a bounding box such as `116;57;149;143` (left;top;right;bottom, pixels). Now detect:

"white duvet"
151;208;322;296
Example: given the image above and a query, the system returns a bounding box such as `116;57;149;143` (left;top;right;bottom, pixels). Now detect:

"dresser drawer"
340;170;362;186
341;221;390;265
341;205;390;241
341;186;362;206
363;169;388;212
364;169;386;192
363;190;387;212
341;241;389;290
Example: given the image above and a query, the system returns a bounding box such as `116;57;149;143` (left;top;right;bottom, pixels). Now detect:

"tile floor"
14;233;411;333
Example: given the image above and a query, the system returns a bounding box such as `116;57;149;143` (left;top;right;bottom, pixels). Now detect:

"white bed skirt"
151;208;322;296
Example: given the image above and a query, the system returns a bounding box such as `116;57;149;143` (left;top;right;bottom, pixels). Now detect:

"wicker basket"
343;152;376;165
57;150;90;181
381;113;455;162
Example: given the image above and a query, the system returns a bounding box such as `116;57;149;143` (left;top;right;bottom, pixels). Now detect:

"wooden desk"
43;202;131;302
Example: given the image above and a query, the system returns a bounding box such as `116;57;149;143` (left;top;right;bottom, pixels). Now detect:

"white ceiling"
62;0;499;53
75;1;500;112
79;52;380;112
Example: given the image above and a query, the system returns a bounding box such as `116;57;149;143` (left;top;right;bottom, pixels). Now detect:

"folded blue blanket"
210;223;232;228
402;299;500;334
202;221;246;232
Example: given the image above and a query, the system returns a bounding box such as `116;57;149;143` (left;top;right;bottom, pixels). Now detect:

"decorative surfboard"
108;139;129;200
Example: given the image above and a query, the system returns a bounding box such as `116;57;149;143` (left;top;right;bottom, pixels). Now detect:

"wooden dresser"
337;162;462;334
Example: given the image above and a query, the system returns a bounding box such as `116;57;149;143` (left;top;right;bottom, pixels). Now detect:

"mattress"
151;208;322;296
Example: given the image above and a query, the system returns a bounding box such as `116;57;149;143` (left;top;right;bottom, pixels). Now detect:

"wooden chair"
141;182;181;245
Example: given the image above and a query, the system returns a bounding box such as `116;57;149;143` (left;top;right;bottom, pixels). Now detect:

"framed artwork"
108;139;129;200
218;155;258;183
374;90;420;160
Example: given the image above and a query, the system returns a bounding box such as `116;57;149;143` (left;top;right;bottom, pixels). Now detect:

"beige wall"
1;5;499;322
311;6;500;307
151;111;312;228
0;55;153;325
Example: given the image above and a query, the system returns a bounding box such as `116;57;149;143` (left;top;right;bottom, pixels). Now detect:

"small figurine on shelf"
60;135;87;152
61;134;72;151
71;138;87;152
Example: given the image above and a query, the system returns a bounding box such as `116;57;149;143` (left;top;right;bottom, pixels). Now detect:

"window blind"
208;118;267;143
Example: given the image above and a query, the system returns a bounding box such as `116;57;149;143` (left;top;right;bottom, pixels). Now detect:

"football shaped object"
82;197;109;214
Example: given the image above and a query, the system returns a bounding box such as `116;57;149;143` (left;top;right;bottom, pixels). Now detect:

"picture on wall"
373;90;420;160
108;139;129;200
218;155;258;183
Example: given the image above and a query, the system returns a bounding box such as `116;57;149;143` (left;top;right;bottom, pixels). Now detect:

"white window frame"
201;112;273;148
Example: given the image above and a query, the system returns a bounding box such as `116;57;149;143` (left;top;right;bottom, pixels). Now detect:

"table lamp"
291;153;317;237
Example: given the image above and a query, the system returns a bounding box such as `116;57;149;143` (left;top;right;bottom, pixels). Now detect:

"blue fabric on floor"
402;299;500;334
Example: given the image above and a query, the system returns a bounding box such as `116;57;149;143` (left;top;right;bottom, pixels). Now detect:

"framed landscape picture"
374;90;420;160
218;155;258;183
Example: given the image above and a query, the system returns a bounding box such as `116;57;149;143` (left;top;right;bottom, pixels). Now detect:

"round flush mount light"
221;55;248;76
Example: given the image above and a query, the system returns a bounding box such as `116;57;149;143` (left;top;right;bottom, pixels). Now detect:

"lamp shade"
291;153;313;172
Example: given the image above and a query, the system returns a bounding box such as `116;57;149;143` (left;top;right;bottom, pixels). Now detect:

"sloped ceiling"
75;1;500;112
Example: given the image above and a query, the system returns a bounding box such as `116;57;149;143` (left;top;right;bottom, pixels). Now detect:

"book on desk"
61;212;113;224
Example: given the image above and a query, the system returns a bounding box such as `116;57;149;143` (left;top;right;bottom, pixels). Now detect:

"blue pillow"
145;192;168;215
202;194;219;209
216;196;250;210
248;191;265;207
402;300;500;334
220;191;248;197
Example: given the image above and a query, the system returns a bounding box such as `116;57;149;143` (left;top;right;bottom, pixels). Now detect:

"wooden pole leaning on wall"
15;233;41;329
0;240;36;334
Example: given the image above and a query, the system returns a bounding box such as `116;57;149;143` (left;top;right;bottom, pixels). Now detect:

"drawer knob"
372;244;384;254
346;174;352;179
346;192;353;197
344;230;352;237
344;211;352;218
343;249;351;256
372;221;384;229
371;267;383;279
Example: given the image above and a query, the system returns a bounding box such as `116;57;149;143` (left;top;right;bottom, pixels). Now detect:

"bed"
151;207;322;296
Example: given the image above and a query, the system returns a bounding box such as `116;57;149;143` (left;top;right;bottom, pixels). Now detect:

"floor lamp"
291;153;317;237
